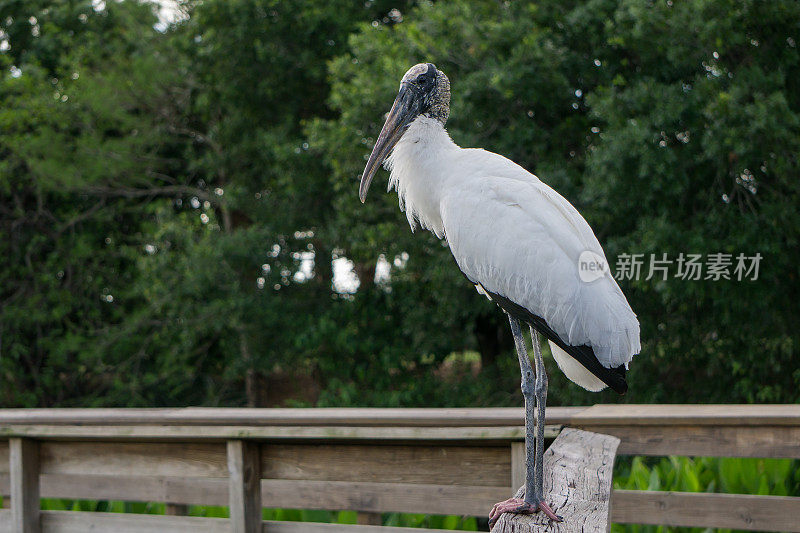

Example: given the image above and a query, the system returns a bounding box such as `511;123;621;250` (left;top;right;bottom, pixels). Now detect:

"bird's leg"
513;317;538;505
529;326;552;506
488;317;562;528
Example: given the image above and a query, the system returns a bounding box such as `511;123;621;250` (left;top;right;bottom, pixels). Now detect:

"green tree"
2;0;798;409
310;0;800;405
0;0;194;405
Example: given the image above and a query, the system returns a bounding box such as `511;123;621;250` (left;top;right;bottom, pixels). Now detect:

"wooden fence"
0;405;798;532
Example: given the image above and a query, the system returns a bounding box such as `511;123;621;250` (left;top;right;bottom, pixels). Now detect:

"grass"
610;456;800;533
6;456;795;532
31;501;482;530
614;456;800;496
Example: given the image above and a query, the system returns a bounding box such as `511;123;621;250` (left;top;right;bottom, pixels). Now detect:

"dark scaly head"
359;63;450;202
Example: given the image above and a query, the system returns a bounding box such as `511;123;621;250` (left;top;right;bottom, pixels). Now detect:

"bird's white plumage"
549;342;607;391
386;117;640;387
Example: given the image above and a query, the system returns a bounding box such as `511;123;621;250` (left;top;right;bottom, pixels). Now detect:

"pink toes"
488;497;563;529
488;498;534;528
537;500;563;522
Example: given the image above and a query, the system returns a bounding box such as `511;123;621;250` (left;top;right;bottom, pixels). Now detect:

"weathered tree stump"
492;428;620;533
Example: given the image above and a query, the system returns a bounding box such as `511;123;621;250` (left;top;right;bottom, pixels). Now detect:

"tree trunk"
239;330;263;407
475;314;510;371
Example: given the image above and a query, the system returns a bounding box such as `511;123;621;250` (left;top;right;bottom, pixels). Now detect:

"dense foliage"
1;0;798;408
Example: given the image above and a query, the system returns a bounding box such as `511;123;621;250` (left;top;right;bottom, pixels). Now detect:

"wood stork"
359;63;640;525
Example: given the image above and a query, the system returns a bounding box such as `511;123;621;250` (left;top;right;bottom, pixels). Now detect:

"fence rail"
1;405;798;532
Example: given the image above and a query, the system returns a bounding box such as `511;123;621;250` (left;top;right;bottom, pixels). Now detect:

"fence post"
227;440;261;533
165;503;188;516
9;438;39;533
493;429;620;533
357;512;382;525
510;441;525;494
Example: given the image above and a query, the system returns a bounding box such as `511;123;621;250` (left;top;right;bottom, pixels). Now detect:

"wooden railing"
0;405;798;532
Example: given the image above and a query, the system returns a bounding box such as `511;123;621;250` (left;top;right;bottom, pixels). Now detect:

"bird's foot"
488;497;563;528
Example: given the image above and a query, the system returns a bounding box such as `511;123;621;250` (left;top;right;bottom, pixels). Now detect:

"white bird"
359;63;640;525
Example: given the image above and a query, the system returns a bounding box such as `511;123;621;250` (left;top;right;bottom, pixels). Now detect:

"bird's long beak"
359;84;422;203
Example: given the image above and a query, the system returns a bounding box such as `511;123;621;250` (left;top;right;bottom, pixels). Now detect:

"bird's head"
359;62;450;203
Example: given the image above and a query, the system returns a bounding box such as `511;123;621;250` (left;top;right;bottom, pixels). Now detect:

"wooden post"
165;503;188;516
492;428;620;533
356;511;382;525
9;438;39;533
227;440;261;533
510;441;526;494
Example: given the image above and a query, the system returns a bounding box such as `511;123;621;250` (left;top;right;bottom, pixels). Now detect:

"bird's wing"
440;167;640;373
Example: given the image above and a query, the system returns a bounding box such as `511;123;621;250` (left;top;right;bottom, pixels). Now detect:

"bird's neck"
385;116;458;238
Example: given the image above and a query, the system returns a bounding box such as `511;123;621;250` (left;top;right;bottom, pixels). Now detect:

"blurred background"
1;0;798;411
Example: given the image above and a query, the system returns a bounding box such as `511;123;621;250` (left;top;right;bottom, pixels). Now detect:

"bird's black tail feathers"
485;289;628;395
